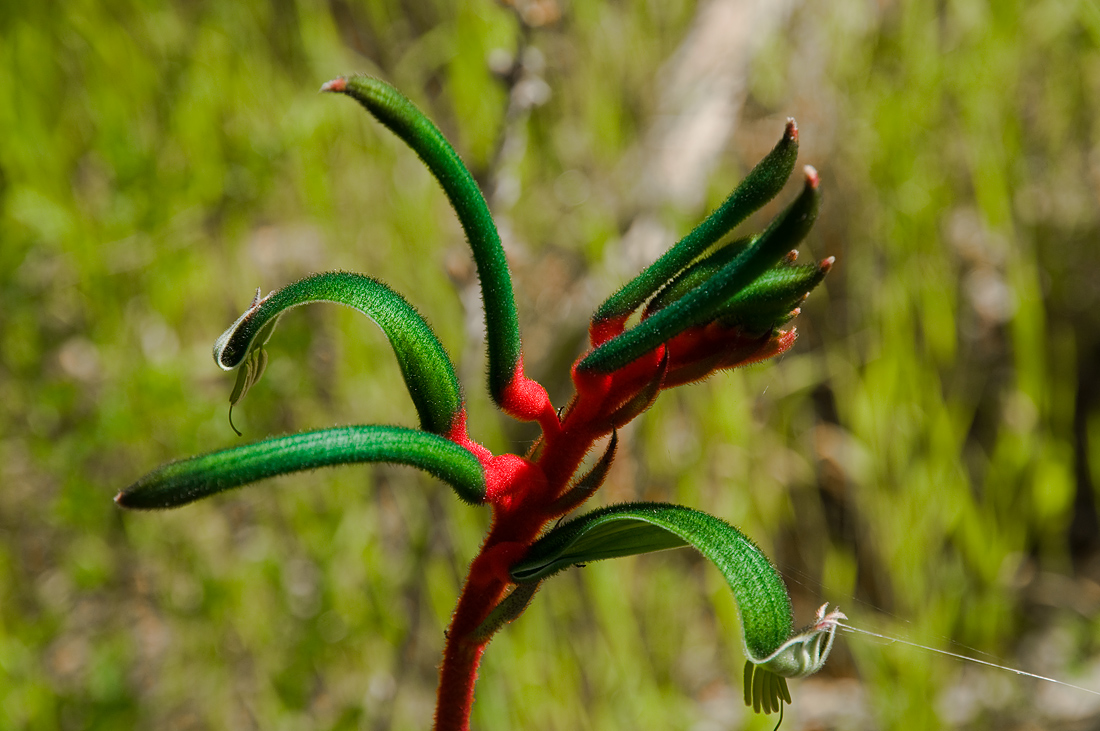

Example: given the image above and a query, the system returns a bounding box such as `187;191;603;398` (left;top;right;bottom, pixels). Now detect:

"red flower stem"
434;574;503;731
433;353;663;729
434;525;546;729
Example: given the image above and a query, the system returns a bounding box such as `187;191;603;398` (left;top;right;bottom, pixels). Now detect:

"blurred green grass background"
3;0;1100;729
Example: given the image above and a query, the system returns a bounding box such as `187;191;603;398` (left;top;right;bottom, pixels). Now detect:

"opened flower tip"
814;603;847;629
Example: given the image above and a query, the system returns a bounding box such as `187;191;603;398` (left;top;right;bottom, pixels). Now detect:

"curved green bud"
718;258;832;327
116;425;486;509
510;502;793;662
322;75;522;406
594;119;799;323
578;168;820;374
213;272;462;436
649;247;832;334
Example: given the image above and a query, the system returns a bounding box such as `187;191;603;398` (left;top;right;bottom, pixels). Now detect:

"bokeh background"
4;0;1100;728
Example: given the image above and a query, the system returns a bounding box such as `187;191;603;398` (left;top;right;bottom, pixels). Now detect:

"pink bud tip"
783;250;799;264
819;256;835;273
803;165;819;189
785;118;798;143
814;602;847;629
320;77;348;93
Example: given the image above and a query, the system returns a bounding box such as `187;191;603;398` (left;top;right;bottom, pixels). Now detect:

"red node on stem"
446;411;494;465
471;541;529;586
500;363;559;437
484;453;549;515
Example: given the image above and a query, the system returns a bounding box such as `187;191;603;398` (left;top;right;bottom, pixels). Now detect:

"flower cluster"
118;75;838;730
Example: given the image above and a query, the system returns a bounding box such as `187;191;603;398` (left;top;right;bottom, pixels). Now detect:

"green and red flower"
118;75;838;730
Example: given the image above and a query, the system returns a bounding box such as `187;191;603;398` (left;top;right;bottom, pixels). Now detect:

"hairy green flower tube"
578;167;820;374
643;236;755;313
593;119;799;323
510;502;844;717
321;75;522;407
214;272;463;436
510;502;793;661
647;242;832;332
115;425;486;509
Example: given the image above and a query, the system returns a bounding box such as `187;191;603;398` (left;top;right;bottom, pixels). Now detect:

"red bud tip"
803;165;819;189
785;118;798;143
320;77;348;93
783;250;798;264
819;256;835;273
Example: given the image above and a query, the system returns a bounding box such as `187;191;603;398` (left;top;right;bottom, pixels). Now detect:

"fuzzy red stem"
432;323;790;726
432;406;605;729
434;575;502;731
